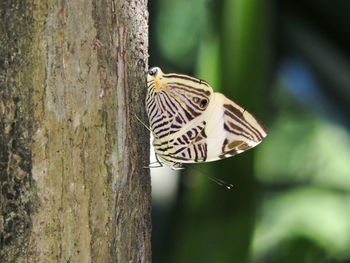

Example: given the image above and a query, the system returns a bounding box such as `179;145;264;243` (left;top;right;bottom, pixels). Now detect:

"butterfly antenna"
207;176;233;190
185;164;233;190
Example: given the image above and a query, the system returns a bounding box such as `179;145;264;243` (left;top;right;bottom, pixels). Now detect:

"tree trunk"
0;0;151;262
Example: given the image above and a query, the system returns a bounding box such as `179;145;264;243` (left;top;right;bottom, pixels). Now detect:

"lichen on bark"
0;0;40;261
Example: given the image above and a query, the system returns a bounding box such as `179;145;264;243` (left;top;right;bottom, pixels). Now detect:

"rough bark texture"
0;0;151;262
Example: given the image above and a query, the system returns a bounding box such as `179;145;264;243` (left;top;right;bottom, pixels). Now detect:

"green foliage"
256;113;350;191
155;0;209;68
150;0;350;262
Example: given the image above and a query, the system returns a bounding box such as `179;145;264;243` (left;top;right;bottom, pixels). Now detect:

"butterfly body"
146;67;267;169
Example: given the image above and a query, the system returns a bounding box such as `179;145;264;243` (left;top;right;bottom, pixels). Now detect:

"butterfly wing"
147;67;213;145
155;92;267;164
204;92;267;161
153;118;208;165
147;67;267;167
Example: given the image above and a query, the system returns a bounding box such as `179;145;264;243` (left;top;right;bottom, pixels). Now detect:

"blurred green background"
148;0;350;262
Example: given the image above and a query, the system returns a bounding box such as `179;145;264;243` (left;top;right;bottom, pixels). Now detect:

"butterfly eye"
149;68;158;76
200;99;208;108
193;97;200;103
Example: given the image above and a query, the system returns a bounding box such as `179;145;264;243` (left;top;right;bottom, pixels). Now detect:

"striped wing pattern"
146;67;267;169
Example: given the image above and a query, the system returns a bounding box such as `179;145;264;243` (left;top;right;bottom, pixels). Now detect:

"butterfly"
146;67;267;170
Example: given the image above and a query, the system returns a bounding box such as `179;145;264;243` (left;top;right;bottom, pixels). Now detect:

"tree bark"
0;0;151;262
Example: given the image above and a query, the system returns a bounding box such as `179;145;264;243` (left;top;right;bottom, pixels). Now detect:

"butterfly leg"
171;163;185;170
143;153;164;169
144;161;163;169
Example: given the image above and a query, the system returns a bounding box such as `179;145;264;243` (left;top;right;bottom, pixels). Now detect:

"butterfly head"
148;67;162;77
147;67;166;92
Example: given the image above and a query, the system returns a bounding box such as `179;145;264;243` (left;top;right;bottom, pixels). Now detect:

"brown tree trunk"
0;0;151;262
